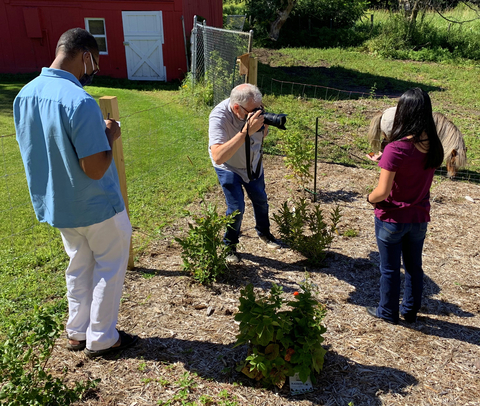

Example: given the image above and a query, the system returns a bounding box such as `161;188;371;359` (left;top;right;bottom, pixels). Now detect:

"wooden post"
99;96;135;269
247;57;258;86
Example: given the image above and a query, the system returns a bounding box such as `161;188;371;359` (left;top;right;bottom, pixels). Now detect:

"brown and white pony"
367;107;467;178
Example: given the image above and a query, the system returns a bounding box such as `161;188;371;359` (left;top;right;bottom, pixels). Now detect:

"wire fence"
191;17;253;106
260;77;391;100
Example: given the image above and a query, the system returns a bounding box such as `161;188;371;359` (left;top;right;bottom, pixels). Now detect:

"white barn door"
122;11;166;81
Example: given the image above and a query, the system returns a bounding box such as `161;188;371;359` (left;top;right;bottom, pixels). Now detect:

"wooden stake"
99;96;135;269
247;57;258;86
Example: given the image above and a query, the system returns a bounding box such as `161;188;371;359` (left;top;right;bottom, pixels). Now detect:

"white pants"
59;209;132;351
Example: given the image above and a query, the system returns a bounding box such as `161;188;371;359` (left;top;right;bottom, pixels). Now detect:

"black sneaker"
259;233;281;249
402;313;417;323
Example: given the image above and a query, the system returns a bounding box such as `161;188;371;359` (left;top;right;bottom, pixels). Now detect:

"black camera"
252;107;287;130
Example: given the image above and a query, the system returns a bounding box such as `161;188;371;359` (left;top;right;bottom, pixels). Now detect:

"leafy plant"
175;204;238;284
343;229;358;238
278;129;314;187
273;199;341;265
235;277;327;387
179;71;214;108
0;305;98;405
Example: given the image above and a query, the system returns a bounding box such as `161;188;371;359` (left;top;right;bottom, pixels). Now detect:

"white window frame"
85;18;108;55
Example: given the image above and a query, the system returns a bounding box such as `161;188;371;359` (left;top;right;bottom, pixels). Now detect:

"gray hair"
229;84;262;107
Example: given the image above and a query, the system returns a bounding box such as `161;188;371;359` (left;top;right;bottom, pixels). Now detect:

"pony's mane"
432;112;467;168
367;111;383;152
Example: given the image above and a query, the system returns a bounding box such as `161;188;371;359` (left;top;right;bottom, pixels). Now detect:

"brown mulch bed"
51;154;479;405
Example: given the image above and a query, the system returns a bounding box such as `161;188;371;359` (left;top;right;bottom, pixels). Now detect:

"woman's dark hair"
388;88;444;169
55;28;99;59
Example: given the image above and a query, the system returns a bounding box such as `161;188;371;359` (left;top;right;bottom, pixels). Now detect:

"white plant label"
289;372;313;395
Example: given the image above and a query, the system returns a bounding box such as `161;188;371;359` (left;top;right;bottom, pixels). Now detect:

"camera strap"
244;120;263;182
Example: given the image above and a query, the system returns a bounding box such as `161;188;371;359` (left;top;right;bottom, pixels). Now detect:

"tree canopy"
245;0;369;41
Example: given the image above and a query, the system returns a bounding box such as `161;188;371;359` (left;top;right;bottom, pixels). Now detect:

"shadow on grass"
257;63;443;100
0;73;180;123
113;337;417;405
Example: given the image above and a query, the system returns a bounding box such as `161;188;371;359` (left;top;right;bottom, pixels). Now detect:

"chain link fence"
224;15;247;31
191;17;253;106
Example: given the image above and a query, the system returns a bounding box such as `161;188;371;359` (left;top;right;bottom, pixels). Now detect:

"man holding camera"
209;83;280;263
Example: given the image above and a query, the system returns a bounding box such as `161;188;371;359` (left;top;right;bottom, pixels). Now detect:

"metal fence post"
203;20;208;83
191;15;197;88
314;117;319;202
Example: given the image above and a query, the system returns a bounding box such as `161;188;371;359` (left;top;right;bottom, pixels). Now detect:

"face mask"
79;54;95;87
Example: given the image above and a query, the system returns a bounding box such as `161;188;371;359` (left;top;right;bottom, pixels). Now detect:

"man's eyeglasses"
238;104;263;115
91;54;100;75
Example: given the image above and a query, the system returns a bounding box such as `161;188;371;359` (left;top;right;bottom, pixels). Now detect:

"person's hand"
105;119;121;145
263;124;270;137
366;151;382;162
245;109;265;135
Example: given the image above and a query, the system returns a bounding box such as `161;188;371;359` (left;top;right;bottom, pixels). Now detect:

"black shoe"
84;330;138;359
402;313;417;323
366;307;398;325
66;336;86;351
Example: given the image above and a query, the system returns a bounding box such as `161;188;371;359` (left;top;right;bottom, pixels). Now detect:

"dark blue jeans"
215;168;270;246
375;217;428;323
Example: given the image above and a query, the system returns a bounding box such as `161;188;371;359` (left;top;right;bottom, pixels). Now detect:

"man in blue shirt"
14;28;137;358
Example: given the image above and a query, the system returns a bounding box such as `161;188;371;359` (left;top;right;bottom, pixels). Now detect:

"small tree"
175;204;238;284
273;199;341;265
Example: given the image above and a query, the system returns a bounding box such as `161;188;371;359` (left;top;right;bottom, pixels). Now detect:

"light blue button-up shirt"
14;68;124;228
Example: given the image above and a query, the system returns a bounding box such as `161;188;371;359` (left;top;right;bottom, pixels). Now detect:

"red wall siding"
0;0;221;81
182;0;223;33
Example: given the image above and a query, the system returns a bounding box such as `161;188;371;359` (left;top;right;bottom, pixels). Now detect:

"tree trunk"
268;0;297;41
409;0;422;24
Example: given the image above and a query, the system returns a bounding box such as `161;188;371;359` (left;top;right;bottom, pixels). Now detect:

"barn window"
85;18;108;54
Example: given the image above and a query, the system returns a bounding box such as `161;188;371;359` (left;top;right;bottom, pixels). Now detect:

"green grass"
0;75;216;331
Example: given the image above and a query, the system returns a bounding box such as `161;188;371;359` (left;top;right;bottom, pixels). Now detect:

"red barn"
0;0;223;81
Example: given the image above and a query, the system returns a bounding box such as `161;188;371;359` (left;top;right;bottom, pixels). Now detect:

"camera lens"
264;113;287;130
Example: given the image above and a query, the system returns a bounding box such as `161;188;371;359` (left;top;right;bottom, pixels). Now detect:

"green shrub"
175;204;238;284
0;305;98;405
278;129;314;187
235;277;327;388
365;11;480;62
246;0;369;45
273;199;341;265
179;72;213;109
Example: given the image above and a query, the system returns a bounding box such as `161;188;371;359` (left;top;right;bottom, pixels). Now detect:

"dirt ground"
46;153;480;406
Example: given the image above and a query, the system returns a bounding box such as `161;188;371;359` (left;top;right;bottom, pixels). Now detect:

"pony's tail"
367;112;383;152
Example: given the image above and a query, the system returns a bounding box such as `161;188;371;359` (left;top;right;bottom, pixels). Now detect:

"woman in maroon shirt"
366;88;444;324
